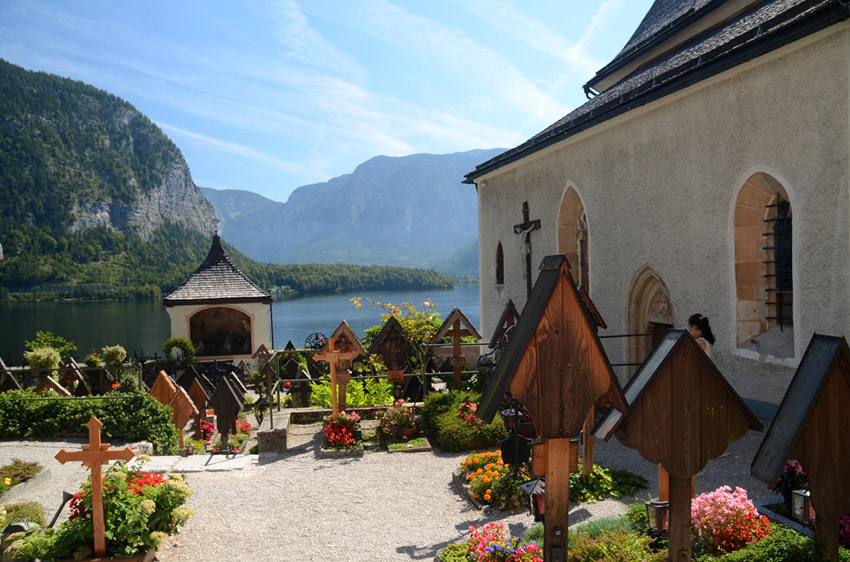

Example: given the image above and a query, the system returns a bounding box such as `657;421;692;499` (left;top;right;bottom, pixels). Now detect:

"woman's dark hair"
688;313;715;345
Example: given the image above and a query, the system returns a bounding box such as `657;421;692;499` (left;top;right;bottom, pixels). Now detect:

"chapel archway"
733;172;794;357
557;186;590;289
189;306;252;357
627;266;674;378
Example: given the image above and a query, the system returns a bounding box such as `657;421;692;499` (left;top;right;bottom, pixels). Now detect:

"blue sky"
0;1;654;202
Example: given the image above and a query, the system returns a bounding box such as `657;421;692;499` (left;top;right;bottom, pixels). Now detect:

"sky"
0;0;654;203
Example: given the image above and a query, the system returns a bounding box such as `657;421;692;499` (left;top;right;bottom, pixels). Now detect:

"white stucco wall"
165;302;272;368
475;24;850;405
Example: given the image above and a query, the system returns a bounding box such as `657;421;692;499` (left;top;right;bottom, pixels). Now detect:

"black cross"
513;201;541;297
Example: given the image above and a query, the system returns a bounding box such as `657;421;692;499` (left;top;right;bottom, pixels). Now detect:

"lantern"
518;477;546;521
646;498;670;532
792;490;815;524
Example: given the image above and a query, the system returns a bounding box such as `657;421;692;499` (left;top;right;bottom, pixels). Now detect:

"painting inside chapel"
190;307;252;356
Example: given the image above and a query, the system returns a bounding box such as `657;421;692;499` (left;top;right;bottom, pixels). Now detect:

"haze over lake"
0;285;479;364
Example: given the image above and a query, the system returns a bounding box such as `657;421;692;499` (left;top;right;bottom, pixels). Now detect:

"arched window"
734;172;793;357
495;242;505;286
558;186;590;289
627;266;674;378
189;307;252;356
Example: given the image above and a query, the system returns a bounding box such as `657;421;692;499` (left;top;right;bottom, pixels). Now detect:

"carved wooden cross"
513;201;541;298
432;309;482;391
314;335;361;415
55;417;135;557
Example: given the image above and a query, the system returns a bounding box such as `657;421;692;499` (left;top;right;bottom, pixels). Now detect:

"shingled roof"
465;0;847;183
164;235;271;306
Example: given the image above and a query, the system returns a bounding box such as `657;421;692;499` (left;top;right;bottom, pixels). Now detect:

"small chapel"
164;234;272;367
466;0;850;406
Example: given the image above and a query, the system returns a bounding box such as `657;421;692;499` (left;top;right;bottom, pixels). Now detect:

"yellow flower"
3;477;10;486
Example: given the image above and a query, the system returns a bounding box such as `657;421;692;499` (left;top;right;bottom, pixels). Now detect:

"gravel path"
1;416;776;562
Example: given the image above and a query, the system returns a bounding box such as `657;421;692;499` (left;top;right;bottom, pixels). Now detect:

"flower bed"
7;457;193;561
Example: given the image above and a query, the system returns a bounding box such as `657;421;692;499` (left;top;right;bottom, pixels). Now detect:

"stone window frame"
730;169;798;364
557;184;591;290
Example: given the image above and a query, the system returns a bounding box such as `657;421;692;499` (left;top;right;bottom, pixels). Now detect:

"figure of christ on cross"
514;201;541;298
55;417;136;557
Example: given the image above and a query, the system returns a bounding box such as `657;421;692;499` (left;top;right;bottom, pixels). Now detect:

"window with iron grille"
763;197;793;330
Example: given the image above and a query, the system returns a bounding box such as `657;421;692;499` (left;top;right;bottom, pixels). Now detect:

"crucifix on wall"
514;201;541;298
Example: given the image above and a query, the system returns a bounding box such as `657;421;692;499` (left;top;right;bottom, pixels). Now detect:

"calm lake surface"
0;284;480;364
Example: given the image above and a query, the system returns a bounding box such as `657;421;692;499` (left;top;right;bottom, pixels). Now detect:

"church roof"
465;0;846;183
163;235;272;306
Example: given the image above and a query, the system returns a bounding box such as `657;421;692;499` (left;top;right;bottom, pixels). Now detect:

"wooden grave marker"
209;377;242;449
55;417;136;557
35;376;71;396
188;378;210;439
432;308;482;390
489;299;520;349
59;359;92;396
149;370;177;407
253;344;271;375
236;359;251;380
168;385;199;449
593;330;762;562
367;315;416;397
313;321;365;416
751;334;850;562
0;358;22;392
477;254;627;562
577;285;607;480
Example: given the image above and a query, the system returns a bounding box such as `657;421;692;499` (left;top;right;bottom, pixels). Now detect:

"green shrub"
567;529;666;562
24;331;76;359
101;345;127;367
624;502;650;534
572;516;633;538
0;390;178;454
695;524;850;562
439;542;469;562
22;347;61;372
162;337;196;371
570;465;648;503
524;522;545;546
1;501;46;528
421;389;479;429
309;378;393;408
0;459;43;487
433;407;507;452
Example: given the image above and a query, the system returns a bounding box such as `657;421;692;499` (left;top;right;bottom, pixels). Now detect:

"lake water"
0;284;480;364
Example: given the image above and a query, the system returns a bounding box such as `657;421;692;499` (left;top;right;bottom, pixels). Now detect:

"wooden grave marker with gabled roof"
150;371;177;407
489;299;520;349
59;358;92;396
477;254;627;562
168;385;199;449
313;321;365;416
253;344;271;374
432;308;482;390
368;315;416;394
236;359;250;380
0;358;22;392
751;334;850;562
593;330;762;562
188;378;210;439
35;376;71;396
209;377;242;446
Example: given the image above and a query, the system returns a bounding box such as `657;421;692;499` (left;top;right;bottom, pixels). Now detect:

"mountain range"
201;148;499;276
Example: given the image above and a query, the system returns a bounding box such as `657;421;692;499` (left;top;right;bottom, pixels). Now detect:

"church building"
164;234;272;367
466;0;850;406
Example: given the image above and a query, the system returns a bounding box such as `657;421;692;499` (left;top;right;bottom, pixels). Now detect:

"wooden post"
668;475;693;562
54;417;135;557
545;438;571;562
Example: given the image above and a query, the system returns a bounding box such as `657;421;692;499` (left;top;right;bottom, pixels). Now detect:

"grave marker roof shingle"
164;235;271;306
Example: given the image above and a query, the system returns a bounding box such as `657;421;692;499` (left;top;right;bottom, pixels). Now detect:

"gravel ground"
1;414;776;562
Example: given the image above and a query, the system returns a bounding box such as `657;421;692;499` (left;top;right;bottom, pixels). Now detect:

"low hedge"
423;390;507;452
0;390;179;454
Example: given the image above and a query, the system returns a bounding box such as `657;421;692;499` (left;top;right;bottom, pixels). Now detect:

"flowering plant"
10;457;193;560
457;401;483;427
691;485;771;555
465;522;542;562
841;514;850;548
498;393;533;424
84;349;101;368
323;411;361;449
376;399;418;437
199;419;215;441
769;460;808;495
459;451;530;510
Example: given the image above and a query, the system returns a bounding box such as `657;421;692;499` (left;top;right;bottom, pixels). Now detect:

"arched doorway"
627;266;674;378
189;306;253;357
558;186;590;289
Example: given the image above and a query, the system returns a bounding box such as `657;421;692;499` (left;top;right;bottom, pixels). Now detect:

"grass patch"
387;436;428;450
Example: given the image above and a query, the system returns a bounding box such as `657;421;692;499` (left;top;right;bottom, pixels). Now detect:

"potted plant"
376;399;418;439
769;459;808;511
322;411;361;450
